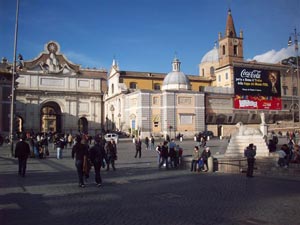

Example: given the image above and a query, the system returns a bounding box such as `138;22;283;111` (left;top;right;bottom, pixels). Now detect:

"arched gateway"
40;102;62;133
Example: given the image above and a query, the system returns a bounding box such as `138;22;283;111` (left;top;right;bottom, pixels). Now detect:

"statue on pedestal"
260;112;266;125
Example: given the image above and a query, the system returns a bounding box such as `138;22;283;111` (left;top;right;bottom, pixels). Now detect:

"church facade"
104;58;207;138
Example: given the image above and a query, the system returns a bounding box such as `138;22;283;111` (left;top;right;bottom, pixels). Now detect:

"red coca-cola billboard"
233;67;282;110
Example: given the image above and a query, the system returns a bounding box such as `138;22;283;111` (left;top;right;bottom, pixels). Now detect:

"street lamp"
9;0;20;156
288;28;300;123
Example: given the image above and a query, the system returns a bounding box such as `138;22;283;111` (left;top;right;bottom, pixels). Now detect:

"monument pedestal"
225;135;269;157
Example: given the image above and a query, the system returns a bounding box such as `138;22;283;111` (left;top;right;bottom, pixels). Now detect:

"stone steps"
225;135;269;157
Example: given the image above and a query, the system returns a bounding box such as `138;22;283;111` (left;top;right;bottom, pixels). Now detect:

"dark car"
202;131;214;138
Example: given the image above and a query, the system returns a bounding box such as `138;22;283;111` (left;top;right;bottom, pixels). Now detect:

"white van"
104;133;119;143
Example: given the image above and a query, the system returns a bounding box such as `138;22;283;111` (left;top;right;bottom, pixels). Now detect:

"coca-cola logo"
240;69;261;79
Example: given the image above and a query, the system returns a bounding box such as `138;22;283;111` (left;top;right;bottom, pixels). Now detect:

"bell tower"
218;9;244;67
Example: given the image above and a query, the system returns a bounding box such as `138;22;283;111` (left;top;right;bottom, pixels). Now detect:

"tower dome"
201;44;219;63
162;57;190;91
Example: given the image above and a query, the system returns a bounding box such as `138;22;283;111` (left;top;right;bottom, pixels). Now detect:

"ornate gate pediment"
22;41;80;75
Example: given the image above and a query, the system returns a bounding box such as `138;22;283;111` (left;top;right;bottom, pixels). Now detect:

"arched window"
130;82;137;89
222;45;226;55
202;68;205;76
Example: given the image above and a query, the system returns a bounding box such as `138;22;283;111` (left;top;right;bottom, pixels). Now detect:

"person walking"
55;135;65;159
150;135;155;151
159;141;169;169
106;139;117;171
89;136;106;187
155;142;162;165
14;134;31;177
191;146;200;172
168;139;176;168
134;137;142;158
244;143;256;178
72;135;89;188
145;136;149;150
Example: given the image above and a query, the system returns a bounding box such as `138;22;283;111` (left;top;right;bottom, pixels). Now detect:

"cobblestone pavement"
0;138;300;225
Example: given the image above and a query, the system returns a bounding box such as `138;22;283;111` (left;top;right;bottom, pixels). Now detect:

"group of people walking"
14;133;118;188
156;139;183;169
134;136;183;169
71;135;117;188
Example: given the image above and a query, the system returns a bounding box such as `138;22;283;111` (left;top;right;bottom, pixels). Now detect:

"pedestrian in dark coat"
89;136;106;187
145;136;149;150
106;139;117;171
201;147;211;172
14;134;30;177
72;135;89;188
244;143;256;178
135;137;142;158
159;141;169;169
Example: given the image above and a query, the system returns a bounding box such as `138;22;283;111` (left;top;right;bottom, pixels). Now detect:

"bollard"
207;156;214;172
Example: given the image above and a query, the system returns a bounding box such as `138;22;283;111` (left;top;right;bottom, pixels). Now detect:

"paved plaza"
0;138;300;225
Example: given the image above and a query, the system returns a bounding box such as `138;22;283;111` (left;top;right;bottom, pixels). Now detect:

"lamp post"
288;28;300;123
9;0;20;156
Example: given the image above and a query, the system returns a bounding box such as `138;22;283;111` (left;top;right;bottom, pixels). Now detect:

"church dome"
162;57;190;91
201;44;219;63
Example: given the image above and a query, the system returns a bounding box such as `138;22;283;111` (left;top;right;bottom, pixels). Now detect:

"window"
210;66;214;75
225;73;228;80
129;82;137;89
111;84;114;94
154;122;159;127
180;115;193;124
153;97;159;105
218;75;221;82
293;87;298;96
207;115;213;123
153;83;160;90
202;68;205;76
222;45;226;55
234;45;238;56
282;86;288;95
199;86;205;92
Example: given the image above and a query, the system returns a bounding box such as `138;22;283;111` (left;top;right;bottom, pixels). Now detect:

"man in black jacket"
72;135;88;188
89;135;106;187
15;134;30;177
244;143;256;178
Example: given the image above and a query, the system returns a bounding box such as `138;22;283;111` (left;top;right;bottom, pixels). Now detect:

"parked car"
202;131;214;138
115;131;130;138
104;133;119;143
